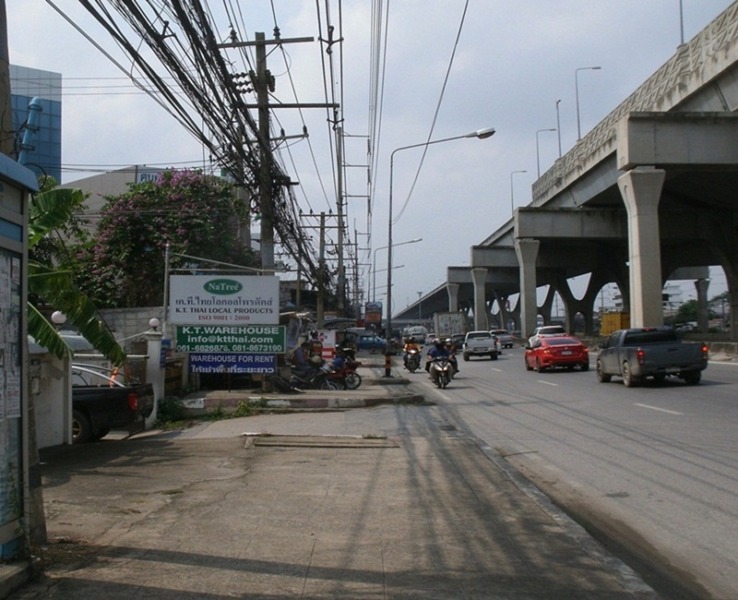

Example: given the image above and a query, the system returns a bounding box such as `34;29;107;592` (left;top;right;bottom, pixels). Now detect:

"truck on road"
596;327;708;387
462;330;500;361
72;364;155;443
433;312;466;340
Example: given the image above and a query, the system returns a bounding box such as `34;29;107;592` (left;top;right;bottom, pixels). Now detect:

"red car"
524;335;589;372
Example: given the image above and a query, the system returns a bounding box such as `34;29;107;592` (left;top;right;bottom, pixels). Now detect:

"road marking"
634;403;683;415
538;380;558;387
490;368;503;373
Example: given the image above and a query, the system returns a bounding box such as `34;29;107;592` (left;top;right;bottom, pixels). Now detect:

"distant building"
10;65;62;183
58;165;167;224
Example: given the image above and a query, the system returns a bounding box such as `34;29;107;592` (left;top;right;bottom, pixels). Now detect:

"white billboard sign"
169;275;279;325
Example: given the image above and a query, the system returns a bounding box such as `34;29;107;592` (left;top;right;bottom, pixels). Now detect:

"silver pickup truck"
596;327;708;387
462;330;500;361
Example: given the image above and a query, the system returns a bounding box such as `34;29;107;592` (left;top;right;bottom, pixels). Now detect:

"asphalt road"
407;349;738;600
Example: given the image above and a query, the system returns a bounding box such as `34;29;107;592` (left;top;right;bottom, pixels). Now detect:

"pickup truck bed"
462;331;499;361
596;327;708;387
72;365;155;443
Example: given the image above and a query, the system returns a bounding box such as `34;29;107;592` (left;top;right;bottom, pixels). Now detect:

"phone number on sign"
181;344;284;353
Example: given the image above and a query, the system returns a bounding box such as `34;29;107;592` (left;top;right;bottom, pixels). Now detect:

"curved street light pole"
372;237;421;302
510;169;527;216
386;127;496;376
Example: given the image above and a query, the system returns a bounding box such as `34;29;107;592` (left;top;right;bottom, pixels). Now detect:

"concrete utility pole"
217;32;338;280
335;126;346;314
0;0;14;156
255;32;275;274
299;211;342;328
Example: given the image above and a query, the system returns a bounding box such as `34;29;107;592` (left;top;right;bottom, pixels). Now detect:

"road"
406;349;738;600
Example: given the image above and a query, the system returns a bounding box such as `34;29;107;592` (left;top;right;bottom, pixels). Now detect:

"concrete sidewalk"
4;357;660;599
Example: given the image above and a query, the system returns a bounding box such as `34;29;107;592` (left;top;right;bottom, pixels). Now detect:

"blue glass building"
10;65;62;184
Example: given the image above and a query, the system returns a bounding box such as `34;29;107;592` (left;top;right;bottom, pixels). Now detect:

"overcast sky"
8;1;733;316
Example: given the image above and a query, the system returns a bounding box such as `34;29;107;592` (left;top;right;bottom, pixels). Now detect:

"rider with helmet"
425;338;450;372
444;338;460;374
403;336;421;369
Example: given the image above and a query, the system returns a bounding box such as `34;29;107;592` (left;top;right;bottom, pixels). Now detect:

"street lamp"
417;291;422;321
555;99;562;158
510;169;527;216
575;66;601;140
536;128;556;177
372;238;421;302
386;127;495;375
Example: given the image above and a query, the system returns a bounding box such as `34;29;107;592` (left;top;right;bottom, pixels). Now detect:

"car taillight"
636;348;645;365
128;392;138;411
701;344;709;358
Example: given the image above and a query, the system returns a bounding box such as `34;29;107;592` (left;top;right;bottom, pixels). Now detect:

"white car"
528;325;567;346
462;330;500;361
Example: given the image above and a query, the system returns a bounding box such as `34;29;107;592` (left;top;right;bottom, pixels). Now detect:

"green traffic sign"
175;325;286;353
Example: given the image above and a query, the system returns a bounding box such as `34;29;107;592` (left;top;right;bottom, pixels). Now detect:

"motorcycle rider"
425;338;450;373
330;349;347;371
291;341;319;379
403;336;421;370
444;338;460;374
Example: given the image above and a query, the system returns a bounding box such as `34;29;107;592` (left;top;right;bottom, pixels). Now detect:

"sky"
7;0;734;315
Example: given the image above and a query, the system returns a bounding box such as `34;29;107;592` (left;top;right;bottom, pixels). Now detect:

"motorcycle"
327;357;363;390
428;356;454;389
405;349;420;373
289;363;342;390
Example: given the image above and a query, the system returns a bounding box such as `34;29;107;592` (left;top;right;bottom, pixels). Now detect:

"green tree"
72;170;258;308
673;299;716;325
28;187;126;364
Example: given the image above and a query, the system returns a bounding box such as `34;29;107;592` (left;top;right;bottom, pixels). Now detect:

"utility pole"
299;211;342;328
255;32;275;274
217;32;337;276
0;0;14;156
335;126;345;314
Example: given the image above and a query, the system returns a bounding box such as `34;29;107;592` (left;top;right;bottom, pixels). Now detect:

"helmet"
445;338;452;345
434;339;444;348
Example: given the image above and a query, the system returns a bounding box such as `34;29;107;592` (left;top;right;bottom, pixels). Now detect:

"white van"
403;325;428;344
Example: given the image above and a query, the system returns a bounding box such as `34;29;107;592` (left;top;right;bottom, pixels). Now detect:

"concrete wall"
30;353;70;450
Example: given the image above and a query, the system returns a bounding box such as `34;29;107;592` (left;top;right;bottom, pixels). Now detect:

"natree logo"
204;279;243;295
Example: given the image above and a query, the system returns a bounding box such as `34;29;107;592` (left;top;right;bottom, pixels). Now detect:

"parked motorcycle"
290;364;342;390
405;349;420;373
428;356;453;389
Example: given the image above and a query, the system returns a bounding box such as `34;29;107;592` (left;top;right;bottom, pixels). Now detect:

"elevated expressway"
397;2;738;340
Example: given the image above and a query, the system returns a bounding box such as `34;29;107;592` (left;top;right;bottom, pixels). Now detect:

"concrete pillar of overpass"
515;238;540;339
446;283;460;312
471;267;489;330
694;278;710;332
729;274;738;342
617;167;665;328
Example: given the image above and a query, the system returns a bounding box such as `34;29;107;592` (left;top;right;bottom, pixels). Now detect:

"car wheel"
92;427;111;441
622;361;638;387
536;359;545;373
490;353;498;361
596;360;611;383
653;374;666;385
72;409;92;444
462;353;469;362
580;362;589;372
683;371;701;385
525;358;533;371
